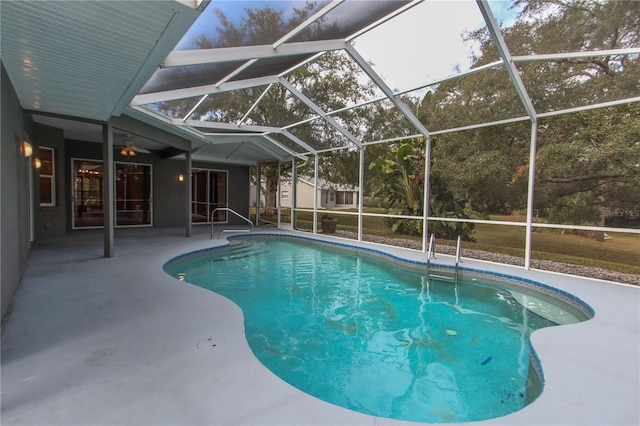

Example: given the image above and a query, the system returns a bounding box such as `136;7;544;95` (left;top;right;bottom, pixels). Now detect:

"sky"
354;0;522;93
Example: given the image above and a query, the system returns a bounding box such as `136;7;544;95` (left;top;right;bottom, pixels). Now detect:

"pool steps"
210;240;265;261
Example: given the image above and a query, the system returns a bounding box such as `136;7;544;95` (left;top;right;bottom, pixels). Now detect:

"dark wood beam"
160;147;186;159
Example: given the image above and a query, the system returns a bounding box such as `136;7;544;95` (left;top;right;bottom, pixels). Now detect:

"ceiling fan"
114;133;150;156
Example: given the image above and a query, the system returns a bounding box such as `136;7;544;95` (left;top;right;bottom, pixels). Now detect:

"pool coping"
1;227;638;425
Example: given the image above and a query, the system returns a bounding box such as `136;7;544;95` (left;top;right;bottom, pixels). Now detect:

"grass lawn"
258;208;639;275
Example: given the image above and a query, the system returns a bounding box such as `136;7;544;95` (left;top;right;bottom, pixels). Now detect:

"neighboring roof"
288;176;358;192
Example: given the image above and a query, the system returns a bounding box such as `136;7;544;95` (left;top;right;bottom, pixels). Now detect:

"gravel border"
332;230;640;286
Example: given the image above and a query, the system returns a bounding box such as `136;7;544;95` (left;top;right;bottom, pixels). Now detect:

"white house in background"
280;176;359;209
250;177;359;210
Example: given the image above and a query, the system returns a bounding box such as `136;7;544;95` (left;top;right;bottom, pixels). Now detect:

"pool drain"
197;336;226;350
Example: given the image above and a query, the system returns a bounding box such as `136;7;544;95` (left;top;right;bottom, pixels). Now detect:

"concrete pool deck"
1;227;638;425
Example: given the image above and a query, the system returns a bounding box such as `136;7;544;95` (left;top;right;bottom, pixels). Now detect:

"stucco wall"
226;164;250;222
1;63;32;321
279;180;317;209
153;158;188;227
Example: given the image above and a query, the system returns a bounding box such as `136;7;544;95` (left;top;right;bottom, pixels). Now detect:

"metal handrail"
210;208;254;239
455;235;462;267
426;234;436;262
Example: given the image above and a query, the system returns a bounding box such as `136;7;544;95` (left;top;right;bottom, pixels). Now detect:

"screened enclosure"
126;0;640;275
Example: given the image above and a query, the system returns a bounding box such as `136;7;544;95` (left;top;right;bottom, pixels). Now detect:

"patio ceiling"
0;1;202;122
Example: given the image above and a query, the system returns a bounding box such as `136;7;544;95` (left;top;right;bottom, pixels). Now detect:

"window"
281;190;289;199
337;191;353;205
115;163;152;226
39;147;55;206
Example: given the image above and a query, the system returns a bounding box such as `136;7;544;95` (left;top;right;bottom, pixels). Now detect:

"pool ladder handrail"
454;236;462;299
426;234;436;264
455;235;462;268
427;234;462;268
210;208;254;239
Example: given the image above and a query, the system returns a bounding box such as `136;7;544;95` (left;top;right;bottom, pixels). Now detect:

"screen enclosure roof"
2;0;639;165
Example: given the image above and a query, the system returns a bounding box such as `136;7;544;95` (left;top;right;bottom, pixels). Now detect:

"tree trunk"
263;176;278;215
594;184;610;242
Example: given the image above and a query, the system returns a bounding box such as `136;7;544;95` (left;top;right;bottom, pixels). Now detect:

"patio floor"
1;227;638;425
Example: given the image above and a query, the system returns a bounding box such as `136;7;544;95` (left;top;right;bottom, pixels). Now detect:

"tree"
416;0;639;234
369;139;476;241
533;104;640;237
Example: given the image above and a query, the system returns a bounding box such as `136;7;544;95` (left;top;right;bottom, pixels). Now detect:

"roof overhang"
1;1;202;122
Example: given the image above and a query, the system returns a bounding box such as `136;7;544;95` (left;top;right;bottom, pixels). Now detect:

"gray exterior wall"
226;164;250;223
154;158;188;227
1;63;32;321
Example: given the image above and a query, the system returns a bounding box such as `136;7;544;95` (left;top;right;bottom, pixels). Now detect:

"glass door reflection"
73;160;104;228
72;159;152;228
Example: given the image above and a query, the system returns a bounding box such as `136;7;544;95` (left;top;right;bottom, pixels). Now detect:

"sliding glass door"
73;160;104;228
115;163;151;226
72;159;152;228
191;168;228;223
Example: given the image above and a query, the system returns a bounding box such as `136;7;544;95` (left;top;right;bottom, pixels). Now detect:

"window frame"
39;146;56;207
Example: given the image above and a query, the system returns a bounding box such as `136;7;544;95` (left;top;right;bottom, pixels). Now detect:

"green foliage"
369;141;424;214
369;139;475;241
417;0;639;230
534;103;640;226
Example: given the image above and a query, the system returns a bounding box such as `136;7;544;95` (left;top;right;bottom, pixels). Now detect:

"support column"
255;164;261;226
277;161;282;228
313;154;319;234
422;135;432;252
291;157;297;229
358;147;365;242
185;150;192;237
102;122;114;257
524;122;538;269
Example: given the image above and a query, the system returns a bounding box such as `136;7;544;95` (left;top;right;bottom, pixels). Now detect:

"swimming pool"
164;235;593;423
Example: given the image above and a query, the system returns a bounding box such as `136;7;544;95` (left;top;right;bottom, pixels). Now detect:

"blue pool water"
164;236;590;423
